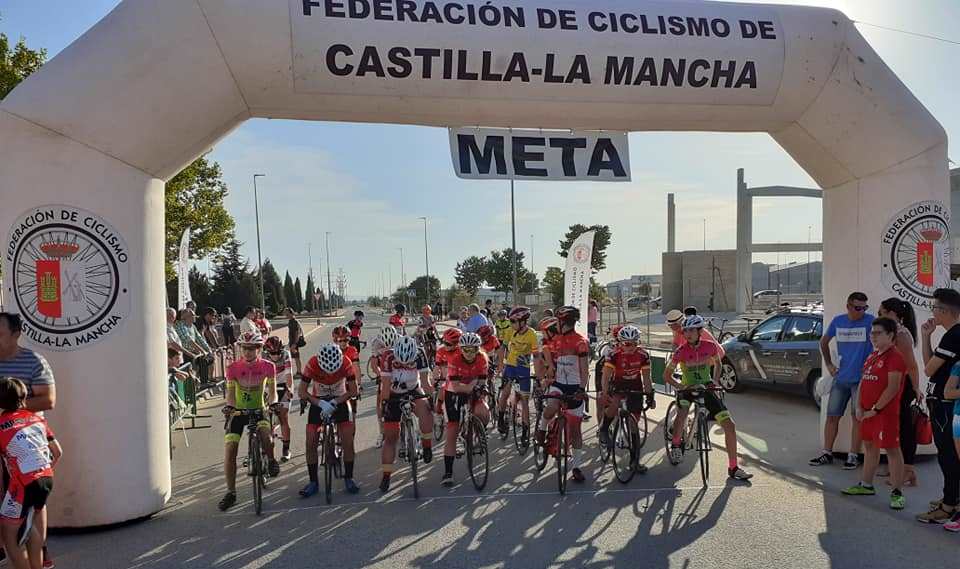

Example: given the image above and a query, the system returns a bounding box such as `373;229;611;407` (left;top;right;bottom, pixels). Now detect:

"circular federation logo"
5;205;130;351
881;200;951;311
573;244;591;264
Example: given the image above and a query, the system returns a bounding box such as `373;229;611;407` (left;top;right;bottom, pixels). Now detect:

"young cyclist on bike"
370;326;401;448
497;307;539;445
494;309;511;340
663;316;753;480
599;326;655;474
477;325;501;392
264;336;295;462
379;336;434;492
333;325;363;411
535;317;560;382
347;310;364;352
537;306;590;483
389;304;407;335
220;332;281;511
441;333;492;485
433;327;463;413
299;343;361;497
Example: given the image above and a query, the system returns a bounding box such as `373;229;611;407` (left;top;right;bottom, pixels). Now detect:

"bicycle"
397;391;426;498
664;384;724;485
454;386;489;491
531;380;548;471
431;377;446;441
704;317;735;343
510;382;532;455
539;390;586;495
225;408;274;515
315;409;343;505
600;388;649;483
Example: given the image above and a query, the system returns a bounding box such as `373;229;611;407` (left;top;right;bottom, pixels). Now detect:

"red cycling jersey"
347;319;363;338
389;314;405;331
481;336;500;354
550;330;590;386
0;410;55;487
435;345;460;368
603;346;650;383
302;355;354;398
447;351;489;386
342;345;360;364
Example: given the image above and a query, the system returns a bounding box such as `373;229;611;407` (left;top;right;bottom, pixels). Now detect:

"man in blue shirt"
464;304;490;333
810;292;875;469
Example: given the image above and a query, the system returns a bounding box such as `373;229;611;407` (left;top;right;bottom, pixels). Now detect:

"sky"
2;0;958;298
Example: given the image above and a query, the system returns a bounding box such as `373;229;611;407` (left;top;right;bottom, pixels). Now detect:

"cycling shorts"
677;390;730;423
1;476;53;523
383;389;428;423
445;392;485;423
546;383;584;417
610;380;647;415
276;385;290;403
502;365;532;393
307;399;353;426
225;409;270;443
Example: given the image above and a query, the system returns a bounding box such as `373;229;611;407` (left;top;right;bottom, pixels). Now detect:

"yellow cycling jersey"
494;318;512;339
504;327;539;368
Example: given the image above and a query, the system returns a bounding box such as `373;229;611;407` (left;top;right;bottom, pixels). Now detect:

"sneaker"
917;506;955;524
344;479;360;494
635;463;649;475
668;445;683;465
890;492;906;510
944;514;960;532
808;452;834;466
842;456;860;470
842;483;876;496
930;498;944;510
217;491;237;511
571;468;586;483
598;428;611;447
281;449;292;462
299;481;319;498
728;467;754;481
267;459;280;478
379;474;391;493
441;473;454;487
422;446;433;464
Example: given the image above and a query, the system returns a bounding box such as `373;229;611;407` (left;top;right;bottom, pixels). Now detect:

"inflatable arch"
0;0;948;526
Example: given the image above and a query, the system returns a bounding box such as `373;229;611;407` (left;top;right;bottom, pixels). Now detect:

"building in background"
605;275;662;301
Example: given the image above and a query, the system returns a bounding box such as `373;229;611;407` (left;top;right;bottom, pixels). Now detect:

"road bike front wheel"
556;414;568;495
250;432;263;515
323;424;335;505
466;416;489;491
512;400;529;455
406;416;420;499
612;414;636;484
697;413;711;486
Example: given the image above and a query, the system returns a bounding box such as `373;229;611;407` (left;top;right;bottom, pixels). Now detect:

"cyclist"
379;336;434;492
433;328;464;428
219;331;281;511
332;325;363;411
415;306;439;363
599;325;655;474
441;332;491;485
494;309;511;340
347;310;364;352
535;317;560;382
667;308;723;353
497;306;539;445
663;316;753;481
478;325;501;380
299;343;361;497
264;336;294;462
594;324;624;400
389;303;407;335
369;325;401;448
537;306;590;483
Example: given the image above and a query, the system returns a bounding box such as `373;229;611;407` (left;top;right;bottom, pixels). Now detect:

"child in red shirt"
0;378;62;569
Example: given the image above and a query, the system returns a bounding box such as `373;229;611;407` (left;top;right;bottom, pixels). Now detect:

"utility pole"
419;217;431;306
253;174;266;312
336;269;347;309
325;232;333;313
530;234;534;275
308;242;315;313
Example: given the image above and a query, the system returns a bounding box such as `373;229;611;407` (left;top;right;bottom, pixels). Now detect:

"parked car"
753;289;782;299
718;307;824;407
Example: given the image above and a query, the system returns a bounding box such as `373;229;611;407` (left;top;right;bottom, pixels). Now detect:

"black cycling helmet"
354;310;364;317
556;305;581;324
394;303;407;314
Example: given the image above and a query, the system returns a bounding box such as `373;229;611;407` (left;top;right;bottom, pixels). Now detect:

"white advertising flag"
178;228;192;310
563;230;595;337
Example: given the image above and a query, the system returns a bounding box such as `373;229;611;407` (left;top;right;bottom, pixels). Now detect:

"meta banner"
292;0;785;106
449;128;630;181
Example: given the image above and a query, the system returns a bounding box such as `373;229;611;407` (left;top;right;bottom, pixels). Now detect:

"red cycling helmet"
332;325;350;341
477;324;495;340
539;317;560;336
442;328;463;346
610;324;624;340
556;305;581;323
508;306;531;322
264;336;284;353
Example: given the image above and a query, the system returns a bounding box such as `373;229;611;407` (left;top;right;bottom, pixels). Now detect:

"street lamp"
325;232;334;311
253;174;266;312
418;217;431;306
397;247;407;307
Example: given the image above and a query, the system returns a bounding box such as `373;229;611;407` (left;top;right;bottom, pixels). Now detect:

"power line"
853;20;960;46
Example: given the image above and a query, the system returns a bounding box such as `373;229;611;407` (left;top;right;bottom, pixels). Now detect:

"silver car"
717;308;824;407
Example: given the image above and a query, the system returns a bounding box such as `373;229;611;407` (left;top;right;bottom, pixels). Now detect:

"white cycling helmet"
617;325;642;343
380;325;400;348
317;343;344;374
459;332;482;348
681;315;706;330
238;331;264;346
393;335;419;364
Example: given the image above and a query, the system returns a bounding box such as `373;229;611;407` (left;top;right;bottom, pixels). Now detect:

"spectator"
284;307;305;369
464;304;489;333
841;317;907;510
175;309;213;365
239;306;258;336
917;288;960;523
0;313;56;414
200;308;221;351
941;358;960;531
667;308;723;353
877;298;921;486
484;299;494;318
810;292;874;470
166;307;184;356
185;301;198;329
588;300;600;343
457;307;469;330
254;309;271;335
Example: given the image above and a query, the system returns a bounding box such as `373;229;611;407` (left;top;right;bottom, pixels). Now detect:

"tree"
543;266;565;307
0;25;46;100
163;157;236;281
454;255;487;297
485;249;537;299
589;278;608;302
392;276;441;309
304;274;316;312
283;272;296;312
558;224;613;273
260;260;285;314
210;238;260;315
294;277;304;312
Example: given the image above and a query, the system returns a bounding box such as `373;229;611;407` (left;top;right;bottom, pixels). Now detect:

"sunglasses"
461;347;479;354
241;346;259;351
267;351;282;356
622;341;638;347
850;305;869;312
